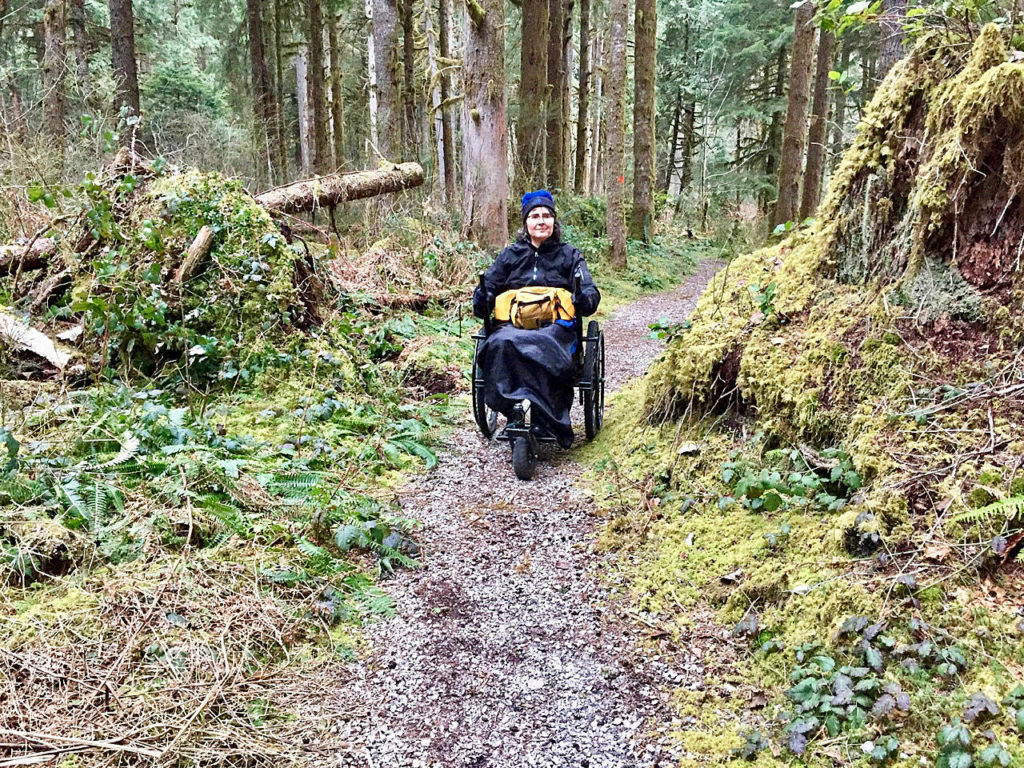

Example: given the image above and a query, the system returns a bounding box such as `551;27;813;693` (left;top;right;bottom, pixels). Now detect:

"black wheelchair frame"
470;273;606;480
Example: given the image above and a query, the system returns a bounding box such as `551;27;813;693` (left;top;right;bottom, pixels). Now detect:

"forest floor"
300;260;729;767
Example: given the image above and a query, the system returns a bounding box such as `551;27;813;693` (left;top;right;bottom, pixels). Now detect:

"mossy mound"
7;161;328;381
595;25;1024;765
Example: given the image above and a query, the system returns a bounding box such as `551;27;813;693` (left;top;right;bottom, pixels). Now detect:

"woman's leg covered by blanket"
480;324;576;448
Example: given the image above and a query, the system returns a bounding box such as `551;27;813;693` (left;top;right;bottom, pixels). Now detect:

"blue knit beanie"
521;189;556;224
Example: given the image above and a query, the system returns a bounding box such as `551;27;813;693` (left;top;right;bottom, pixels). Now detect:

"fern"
296;537;331;559
952;496;1024;525
199;495;253;539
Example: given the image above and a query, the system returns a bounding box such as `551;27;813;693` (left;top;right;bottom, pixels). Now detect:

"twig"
0;730;161;759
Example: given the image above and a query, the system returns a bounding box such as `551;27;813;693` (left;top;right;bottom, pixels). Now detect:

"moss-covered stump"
597;25;1024;766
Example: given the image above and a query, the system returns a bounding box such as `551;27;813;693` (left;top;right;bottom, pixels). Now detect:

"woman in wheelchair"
472;189;601;449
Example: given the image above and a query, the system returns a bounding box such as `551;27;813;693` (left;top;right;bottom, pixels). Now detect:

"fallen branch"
0;238;55;277
0;309;76;370
173;225;215;283
0;729;161;761
255;163;424;214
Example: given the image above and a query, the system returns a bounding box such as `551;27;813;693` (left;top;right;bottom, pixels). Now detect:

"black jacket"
472;238;601;319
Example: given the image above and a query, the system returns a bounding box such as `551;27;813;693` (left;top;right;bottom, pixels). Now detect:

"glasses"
527;212;554;221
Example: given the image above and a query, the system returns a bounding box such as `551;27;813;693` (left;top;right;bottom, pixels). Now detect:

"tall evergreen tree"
370;0;400;159
109;0;140;124
573;0;591;193
772;1;816;229
800;25;834;220
518;0;549;192
630;0;656;241
42;0;66;148
605;0;628;267
462;0;508;247
546;0;566;189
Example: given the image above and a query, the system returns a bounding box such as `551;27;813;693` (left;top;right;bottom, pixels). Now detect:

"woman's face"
526;207;555;245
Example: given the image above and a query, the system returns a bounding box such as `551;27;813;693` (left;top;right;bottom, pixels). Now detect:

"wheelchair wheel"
583;321;605;441
471;338;498;438
512;437;537;480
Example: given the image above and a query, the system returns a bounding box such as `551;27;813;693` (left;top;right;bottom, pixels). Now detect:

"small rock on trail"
322;262;724;767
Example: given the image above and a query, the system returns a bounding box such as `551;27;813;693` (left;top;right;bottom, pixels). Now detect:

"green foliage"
718;447;862;514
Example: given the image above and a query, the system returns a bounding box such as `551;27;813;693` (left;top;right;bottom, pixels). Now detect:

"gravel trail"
326;260;724;768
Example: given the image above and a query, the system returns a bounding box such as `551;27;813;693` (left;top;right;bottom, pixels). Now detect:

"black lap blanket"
479;322;576;448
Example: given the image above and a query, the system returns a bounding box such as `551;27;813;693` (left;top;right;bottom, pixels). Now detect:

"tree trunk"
762;45;786;212
42;0;66;149
572;0;590;194
461;0;509;248
879;0;908;80
370;0;400;160
401;0;417;150
307;0;330;173
517;0;548;193
831;42;850;167
425;5;447;201
800;26;834;220
546;0;565;190
256;162;424;212
329;12;346;168
68;0;89;100
588;20;603;196
273;0;287;179
661;90;681;193
604;0;627;267
629;0;655;242
438;0;456;203
771;3;815;230
108;0;140;124
248;0;275;184
296;49;311;175
560;0;574;186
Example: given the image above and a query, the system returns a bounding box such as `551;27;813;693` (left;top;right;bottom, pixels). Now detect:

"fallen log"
255;163;424;214
0;309;76;370
0;238;56;277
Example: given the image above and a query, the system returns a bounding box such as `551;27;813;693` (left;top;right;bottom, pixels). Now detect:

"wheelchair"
470;275;606;481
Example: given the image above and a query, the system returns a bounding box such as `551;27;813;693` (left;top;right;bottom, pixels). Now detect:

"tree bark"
438;0;456;203
629;0;655;242
546;0;566;190
605;0;627;267
108;0;140;121
296;49;311;175
879;0;908;80
661;90;681;193
831;42;850;167
425;5;447;201
800;26;834;220
328;11;346;168
461;0;509;249
762;45;786;212
256;162;424;213
307;0;330;173
560;0;574;186
588;19;603;195
572;0;590;194
518;0;548;192
248;0;276;184
0;239;56;277
68;0;89;100
273;0;287;179
42;0;67;149
370;0;400;160
771;3;816;230
401;0;417;150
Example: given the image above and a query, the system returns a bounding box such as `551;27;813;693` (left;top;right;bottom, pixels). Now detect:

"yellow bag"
494;286;575;330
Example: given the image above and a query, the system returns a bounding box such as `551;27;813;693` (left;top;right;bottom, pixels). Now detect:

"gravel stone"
324;262;724;767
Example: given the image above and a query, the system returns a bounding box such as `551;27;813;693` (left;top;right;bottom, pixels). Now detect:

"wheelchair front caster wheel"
512;437;537;481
